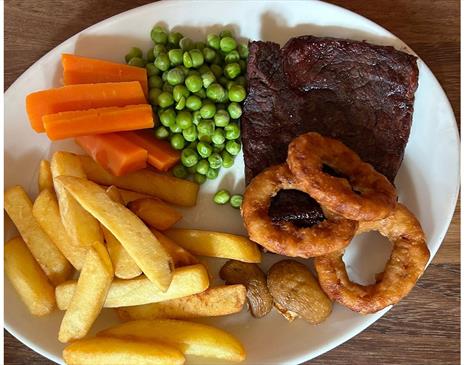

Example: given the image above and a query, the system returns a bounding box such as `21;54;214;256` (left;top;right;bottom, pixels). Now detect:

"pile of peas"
125;26;248;185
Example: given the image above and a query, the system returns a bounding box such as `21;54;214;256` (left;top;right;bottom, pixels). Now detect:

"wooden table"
4;0;460;364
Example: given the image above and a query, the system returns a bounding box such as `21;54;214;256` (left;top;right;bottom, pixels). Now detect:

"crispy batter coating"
242;164;358;258
287;132;397;221
314;204;430;314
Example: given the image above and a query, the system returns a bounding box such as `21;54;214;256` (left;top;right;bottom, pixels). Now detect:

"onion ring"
241;163;358;258
314;204;430;314
287;132;397;221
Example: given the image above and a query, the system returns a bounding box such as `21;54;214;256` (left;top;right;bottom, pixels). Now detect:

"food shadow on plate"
259;11;412;53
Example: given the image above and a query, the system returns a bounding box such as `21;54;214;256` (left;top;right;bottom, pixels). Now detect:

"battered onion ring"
287;132;397;221
241;163;358;258
314;204;430;314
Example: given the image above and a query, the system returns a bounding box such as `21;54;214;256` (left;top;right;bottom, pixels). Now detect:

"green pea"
235;75;247;87
160;108;176;127
182;125;198;142
169;123;182;134
186;95;202;111
146;48;155;63
203;47;216;62
166;68;185;86
220;36;237;52
183;51;193;68
151;26;168;44
168;32;183;46
149;75;163;89
225;122;240;140
222;150;235;168
206;34;220;50
189;49;204;68
208;153;222;169
226;140;241;156
225;50;240;64
212;53;223;65
213;142;225;153
170;134;185;150
194;88;206;99
228;85;246;102
176;110;192;129
214;109;230;127
227;102;242;119
162;83;174;93
212;128;226;145
210;64;223;78
125;47;143;63
187;69;200;77
128;57;146;67
157;91;174;108
195;41;206;50
201;71;216;89
197;142;213;159
175;96;186;110
239;59;247;72
146;63;159;76
148;88;162;106
200;103;216;119
168;49;183;66
179;37;194;51
192;111;202;125
213;189;230;204
173;85;190;102
218;76;228;88
224;63;241;79
206;167;219;180
194;173;207;185
153;44;167;57
230;194;243;208
185;75;203;93
238;44;249;59
154;54;170;71
188;141;198;150
196;159;210;175
198;133;212;143
180;65;190;76
206;83;226;102
187;163;197;174
220;29;234;38
172;164;188;179
154;126;169;139
197;119;215;136
181;148;199;167
162;70;168;82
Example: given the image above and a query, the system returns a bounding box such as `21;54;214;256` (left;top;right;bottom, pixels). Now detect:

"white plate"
4;1;459;364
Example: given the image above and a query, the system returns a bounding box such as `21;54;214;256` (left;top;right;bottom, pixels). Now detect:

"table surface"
4;0;460;364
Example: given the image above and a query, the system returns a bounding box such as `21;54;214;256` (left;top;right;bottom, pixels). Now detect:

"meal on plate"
5;24;430;365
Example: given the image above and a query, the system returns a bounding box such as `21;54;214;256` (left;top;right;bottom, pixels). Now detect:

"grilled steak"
242;36;418;226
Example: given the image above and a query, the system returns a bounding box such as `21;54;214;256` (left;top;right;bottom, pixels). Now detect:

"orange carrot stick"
43;104;154;141
120;130;181;172
26;81;146;132
62;54;148;98
76;134;148;176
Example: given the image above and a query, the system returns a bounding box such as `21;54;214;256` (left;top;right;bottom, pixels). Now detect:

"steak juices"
241;36;418;226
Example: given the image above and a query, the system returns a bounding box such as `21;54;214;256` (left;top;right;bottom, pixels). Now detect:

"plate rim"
4;1;460;364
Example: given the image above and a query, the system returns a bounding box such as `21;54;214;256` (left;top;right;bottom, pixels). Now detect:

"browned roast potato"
267;260;332;324
219;260;273;318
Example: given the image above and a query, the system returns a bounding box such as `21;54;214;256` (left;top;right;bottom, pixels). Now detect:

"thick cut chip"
128;198;182;231
104;186;142;279
63;336;185;365
38;160;54;192
51;151;103;247
80;155;199;207
33;189;87;270
98;319;246;362
151;229;199;268
4;236;56;316
56;264;209;309
4;185;72;285
58;242;113;343
56;175;173;291
164;229;262;263
117;285;246;320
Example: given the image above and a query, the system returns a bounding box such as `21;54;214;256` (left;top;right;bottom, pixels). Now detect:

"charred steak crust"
242;36;418;226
